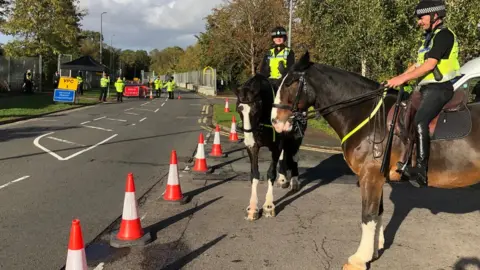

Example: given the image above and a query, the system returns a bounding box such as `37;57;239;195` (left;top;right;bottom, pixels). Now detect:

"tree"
149;46;184;74
1;0;85;58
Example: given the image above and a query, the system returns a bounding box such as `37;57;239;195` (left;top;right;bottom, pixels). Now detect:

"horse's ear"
295;50;311;72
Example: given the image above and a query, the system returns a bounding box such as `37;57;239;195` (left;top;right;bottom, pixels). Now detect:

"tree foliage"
1;0;85;58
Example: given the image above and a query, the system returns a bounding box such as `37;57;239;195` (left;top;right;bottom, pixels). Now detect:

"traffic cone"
224;98;230;112
192;133;209;172
110;173;152;248
229;116;239;142
209;124;227;158
163;150;188;204
65;219;88;270
149;89;153;100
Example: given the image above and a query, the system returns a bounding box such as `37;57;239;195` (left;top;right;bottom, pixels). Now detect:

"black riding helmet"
415;0;446;29
271;26;287;39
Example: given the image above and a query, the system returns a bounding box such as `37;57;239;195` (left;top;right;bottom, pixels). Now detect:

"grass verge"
0;89;105;123
212;104;336;136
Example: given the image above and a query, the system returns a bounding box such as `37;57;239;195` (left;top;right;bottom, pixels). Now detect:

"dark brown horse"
271;51;480;270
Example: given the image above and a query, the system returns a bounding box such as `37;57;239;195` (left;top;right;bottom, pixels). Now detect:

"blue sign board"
53;89;75;103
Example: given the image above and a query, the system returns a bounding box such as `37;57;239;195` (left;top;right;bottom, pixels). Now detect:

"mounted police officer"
386;0;460;187
259;26;295;89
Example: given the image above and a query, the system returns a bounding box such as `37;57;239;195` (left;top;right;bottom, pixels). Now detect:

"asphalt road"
0;91;208;270
88;124;480;270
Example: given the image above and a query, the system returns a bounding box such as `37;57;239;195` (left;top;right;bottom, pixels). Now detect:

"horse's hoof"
245;207;260;221
342;263;366;270
276;174;289;189
262;205;276;218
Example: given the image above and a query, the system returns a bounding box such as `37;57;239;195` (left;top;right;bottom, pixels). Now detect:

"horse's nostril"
271;118;277;124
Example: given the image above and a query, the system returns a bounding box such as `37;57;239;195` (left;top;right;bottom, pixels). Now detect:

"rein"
272;71;389;140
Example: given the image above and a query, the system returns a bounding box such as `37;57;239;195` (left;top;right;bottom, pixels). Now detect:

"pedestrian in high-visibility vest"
166;77;176;99
115;77;125;103
99;73;110;102
154;77;161;98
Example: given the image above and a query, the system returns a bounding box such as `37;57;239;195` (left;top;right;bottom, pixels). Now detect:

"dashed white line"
161;102;165;107
93;262;105;270
61;134;118;161
134;108;156;112
125;112;139;116
83;125;113;132
47;136;86;147
154;108;159;113
94;116;106;121
124;108;134;111
81;121;91;125
0;176;30;191
165;98;169;102
139;117;147;122
106;118;127;122
141;102;150;106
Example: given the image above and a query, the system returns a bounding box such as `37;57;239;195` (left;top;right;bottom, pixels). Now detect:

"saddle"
387;89;472;168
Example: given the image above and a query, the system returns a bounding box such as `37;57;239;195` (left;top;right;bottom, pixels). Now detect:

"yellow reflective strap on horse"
260;123;275;142
340;90;387;145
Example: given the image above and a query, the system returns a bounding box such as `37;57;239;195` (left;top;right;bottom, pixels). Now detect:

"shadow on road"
145;196;223;242
159;234;227;270
274;154;355;215
0;125;81;143
381;182;480;256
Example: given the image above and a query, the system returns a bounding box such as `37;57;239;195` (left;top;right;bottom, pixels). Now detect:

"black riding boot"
406;124;429;187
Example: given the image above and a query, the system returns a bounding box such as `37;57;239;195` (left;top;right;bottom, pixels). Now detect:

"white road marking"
134;108;156;112
93;262;105;270
83;125;113;132
141;102;150;106
202;105;207;114
198;118;201;123
124;108;134;111
165;98;169;102
139;117;147;122
34;132;118;161
140;213;147;221
81;121;91;125
203;117;207;124
0;176;30;191
125;112;139;116
205;106;210;114
47;136;86;147
93;116;106;121
105;118;127;122
154;108;159;113
161;102;165;107
132;123;136;126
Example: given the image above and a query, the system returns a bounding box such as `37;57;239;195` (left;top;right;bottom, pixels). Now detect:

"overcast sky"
0;0;224;52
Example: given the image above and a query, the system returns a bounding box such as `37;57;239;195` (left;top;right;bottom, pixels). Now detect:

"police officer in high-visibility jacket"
166;77;176;99
386;0;461;187
154;77;162;98
115;77;125;103
99;73;110;102
259;26;295;89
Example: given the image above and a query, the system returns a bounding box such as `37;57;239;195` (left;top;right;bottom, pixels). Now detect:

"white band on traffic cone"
167;164;179;185
121;192;139;221
213;131;220;145
66;249;87;270
196;143;205;159
231;122;236;133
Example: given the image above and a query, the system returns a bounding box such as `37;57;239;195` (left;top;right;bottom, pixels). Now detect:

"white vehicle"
453;56;480;102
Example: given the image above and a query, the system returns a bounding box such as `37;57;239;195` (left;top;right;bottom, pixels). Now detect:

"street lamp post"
288;0;293;48
100;12;107;64
110;34;115;74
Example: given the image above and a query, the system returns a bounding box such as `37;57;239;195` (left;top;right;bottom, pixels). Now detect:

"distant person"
154;77;161;98
166;77;176;99
77;71;84;95
53;71;60;89
23;69;33;94
115;77;124;103
99;73;109;102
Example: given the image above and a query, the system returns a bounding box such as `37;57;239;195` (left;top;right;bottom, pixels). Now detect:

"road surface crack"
313;237;333;270
173;201;199;250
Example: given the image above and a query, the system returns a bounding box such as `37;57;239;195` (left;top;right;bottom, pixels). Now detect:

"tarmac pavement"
88;120;480;270
0;91;209;270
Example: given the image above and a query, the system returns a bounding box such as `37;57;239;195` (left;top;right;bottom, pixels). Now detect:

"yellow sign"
58;77;79;91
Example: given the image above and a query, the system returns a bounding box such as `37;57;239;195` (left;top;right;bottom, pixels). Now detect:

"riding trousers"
414;82;454;128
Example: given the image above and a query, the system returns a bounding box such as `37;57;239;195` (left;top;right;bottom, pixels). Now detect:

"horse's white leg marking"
290;176;300;192
240;104;255;148
279;149;284;160
262;180;276;217
347;219;378;270
246;178;260;220
377;215;385;250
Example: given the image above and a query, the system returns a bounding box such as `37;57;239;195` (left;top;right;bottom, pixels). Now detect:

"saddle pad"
432;108;472;141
